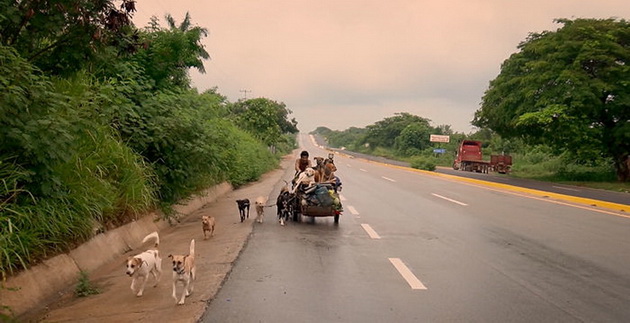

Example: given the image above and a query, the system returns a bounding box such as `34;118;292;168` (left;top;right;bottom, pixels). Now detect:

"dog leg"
189;268;196;294
178;281;188;305
130;278;137;293
136;276;147;297
151;269;159;287
155;258;162;286
172;281;179;303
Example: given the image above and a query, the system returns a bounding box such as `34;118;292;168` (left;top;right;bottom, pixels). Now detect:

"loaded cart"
291;181;343;223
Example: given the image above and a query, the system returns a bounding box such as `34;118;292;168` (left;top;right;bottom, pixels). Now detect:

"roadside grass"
75;271;100;297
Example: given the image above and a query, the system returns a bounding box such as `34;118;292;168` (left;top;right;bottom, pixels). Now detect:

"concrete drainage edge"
0;182;233;318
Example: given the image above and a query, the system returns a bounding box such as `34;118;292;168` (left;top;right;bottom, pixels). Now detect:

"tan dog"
202;215;215;239
255;196;266;223
125;231;162;297
323;160;337;182
313;156;325;182
169;239;196;305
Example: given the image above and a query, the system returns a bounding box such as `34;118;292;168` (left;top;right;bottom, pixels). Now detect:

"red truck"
452;140;512;174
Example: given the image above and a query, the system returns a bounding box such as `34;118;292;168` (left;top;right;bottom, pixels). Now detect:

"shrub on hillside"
410;156;437;171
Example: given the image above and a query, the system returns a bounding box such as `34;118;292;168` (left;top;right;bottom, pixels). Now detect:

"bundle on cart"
299;183;343;214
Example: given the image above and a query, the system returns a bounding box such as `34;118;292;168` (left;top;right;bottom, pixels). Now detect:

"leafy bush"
0;48;157;278
203;119;278;187
111;90;223;205
410;156;437;171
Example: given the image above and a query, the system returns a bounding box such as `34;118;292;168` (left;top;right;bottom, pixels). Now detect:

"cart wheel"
334;214;339;223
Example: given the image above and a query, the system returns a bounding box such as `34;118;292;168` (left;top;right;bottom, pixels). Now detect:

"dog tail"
189;239;195;257
142;231;159;248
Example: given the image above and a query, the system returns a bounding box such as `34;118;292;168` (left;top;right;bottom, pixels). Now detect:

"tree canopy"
0;0;137;76
362;112;432;149
230;98;298;146
473;18;630;181
131;12;210;90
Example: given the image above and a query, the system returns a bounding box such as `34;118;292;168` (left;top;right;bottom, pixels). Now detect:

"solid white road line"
361;224;381;239
347;205;359;215
381;176;396;182
552;185;580;192
389;258;427;290
431;193;468;206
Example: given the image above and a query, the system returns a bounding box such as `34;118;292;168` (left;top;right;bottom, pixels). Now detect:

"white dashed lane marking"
347;205;359;215
431;193;468;206
381;176;396;182
361;224;381;239
389;258;427;290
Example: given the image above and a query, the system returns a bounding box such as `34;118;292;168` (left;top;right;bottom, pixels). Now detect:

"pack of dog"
124;221;206;304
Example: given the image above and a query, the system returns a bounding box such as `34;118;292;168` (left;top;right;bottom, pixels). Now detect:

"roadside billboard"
429;134;450;143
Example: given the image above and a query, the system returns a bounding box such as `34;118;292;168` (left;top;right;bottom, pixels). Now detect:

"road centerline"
388;258;427;290
431;193;468;206
361;224;381;239
382;176;396;182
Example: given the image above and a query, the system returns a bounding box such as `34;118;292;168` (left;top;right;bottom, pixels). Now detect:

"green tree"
395;122;432;156
230;98;297;146
473;18;630;181
133;12;209;90
362;112;431;149
323;127;367;150
0;0;137;76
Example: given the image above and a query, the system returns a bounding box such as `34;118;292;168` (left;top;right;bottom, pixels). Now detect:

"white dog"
125;231;162;297
169;239;196;305
290;167;316;193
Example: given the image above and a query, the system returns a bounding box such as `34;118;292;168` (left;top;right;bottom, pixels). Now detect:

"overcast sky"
132;0;630;134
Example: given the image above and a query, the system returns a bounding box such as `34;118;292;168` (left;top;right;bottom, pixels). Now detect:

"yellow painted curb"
357;156;629;215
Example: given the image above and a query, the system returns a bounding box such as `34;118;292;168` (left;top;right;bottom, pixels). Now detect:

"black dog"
276;191;292;226
236;199;250;222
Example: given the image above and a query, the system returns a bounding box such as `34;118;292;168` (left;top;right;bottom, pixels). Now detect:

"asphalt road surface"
201;134;630;322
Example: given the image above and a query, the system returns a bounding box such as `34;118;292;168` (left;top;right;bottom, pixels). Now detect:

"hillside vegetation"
0;2;298;284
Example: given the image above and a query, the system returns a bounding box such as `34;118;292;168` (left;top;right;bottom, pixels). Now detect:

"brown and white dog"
254;196;266;223
169;239;196;305
202;215;215;239
125;231;162;297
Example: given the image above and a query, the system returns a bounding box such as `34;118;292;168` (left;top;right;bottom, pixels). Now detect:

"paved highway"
201;134;630;322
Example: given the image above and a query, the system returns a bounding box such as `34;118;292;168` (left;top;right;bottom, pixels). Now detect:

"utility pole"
240;89;251;99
